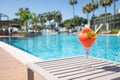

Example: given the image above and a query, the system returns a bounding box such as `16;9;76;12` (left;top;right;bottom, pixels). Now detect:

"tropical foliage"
82;0;118;20
62;16;87;30
30;13;39;31
15;8;63;31
16;8;31;32
99;0;113;14
82;0;99;21
83;3;92;21
15;7;88;33
38;13;47;28
13;0;119;32
98;13;112;18
99;0;113;23
90;0;99;18
54;11;62;27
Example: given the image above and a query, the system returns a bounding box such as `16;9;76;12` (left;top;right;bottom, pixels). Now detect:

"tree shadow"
101;65;120;72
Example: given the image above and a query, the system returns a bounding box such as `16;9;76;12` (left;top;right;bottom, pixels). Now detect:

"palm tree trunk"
114;0;116;15
114;0;116;29
0;14;1;20
105;6;107;29
91;10;95;28
73;4;75;18
87;13;89;24
42;23;44;28
93;10;94;16
35;22;37;32
25;21;28;32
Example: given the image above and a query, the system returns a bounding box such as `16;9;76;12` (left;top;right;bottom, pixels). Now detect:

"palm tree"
99;0;113;22
45;12;53;25
112;0;118;29
69;0;78;18
113;0;118;15
31;13;39;32
65;23;72;33
16;8;31;32
82;3;92;23
91;0;98;19
38;13;47;28
54;11;62;27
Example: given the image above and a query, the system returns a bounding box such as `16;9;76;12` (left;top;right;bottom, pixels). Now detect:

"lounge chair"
27;56;120;80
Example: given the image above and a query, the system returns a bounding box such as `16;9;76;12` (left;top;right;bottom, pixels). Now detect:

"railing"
91;14;120;30
95;23;103;33
117;31;120;35
0;13;9;20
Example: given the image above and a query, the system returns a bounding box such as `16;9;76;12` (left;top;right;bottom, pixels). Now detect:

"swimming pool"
0;34;120;62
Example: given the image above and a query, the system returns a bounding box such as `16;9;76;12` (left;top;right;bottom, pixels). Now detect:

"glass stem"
86;51;89;59
85;48;90;67
86;51;89;67
85;48;89;59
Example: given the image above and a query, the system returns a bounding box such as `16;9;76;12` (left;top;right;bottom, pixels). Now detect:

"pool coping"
98;34;117;36
0;35;24;38
0;41;43;64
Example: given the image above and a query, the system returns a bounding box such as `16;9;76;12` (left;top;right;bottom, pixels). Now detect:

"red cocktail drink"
78;27;97;69
78;27;97;49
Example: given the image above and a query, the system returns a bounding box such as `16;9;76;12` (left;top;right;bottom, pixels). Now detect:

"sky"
0;0;120;21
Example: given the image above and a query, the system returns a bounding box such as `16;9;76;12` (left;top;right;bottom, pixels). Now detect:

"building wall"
91;14;120;31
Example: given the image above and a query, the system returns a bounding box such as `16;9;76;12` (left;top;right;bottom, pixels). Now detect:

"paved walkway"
0;47;26;80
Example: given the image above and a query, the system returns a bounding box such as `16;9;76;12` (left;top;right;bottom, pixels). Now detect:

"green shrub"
111;29;119;34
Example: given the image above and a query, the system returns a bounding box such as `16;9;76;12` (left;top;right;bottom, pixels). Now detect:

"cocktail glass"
78;27;97;69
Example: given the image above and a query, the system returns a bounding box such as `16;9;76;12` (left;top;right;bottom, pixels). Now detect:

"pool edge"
0;41;43;64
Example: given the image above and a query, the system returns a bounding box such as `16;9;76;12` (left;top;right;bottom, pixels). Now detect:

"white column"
106;23;109;31
95;25;97;31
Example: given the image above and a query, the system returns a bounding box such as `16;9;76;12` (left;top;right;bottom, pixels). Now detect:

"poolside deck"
27;56;120;80
0;47;43;80
0;47;27;80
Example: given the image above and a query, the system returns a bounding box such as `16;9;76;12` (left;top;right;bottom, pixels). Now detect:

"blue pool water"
0;34;120;62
